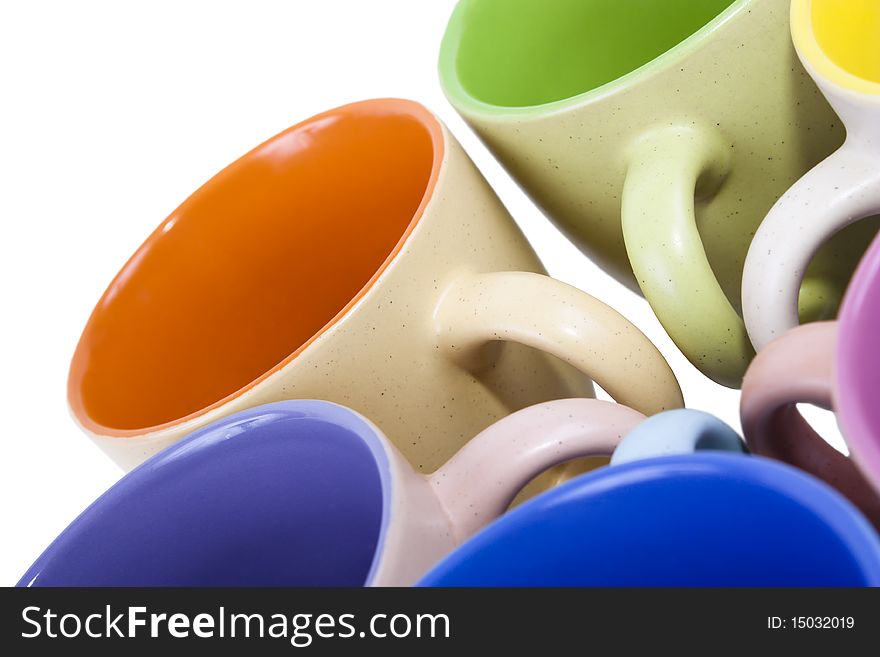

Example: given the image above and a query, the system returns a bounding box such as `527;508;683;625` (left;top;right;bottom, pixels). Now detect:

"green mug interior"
448;0;737;108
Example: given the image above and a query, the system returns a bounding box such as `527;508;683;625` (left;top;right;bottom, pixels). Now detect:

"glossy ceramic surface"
743;0;880;350
418;454;880;586
610;408;746;465
837;234;880;498
742;233;880;527
69;98;682;471
802;0;880;95
20;402;390;586
439;0;880;386
21;398;646;587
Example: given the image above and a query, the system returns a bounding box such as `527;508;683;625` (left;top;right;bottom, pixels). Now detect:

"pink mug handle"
428;398;644;541
740;321;880;527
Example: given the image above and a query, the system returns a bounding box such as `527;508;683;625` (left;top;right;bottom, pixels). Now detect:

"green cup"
439;0;880;387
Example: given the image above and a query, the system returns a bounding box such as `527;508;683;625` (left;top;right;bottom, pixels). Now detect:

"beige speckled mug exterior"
70;99;682;472
439;0;880;387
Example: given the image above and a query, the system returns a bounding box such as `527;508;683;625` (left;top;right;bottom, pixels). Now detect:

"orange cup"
69;99;682;471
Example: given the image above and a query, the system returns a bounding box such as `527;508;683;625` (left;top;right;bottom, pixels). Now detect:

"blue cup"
610;408;746;465
418;453;880;586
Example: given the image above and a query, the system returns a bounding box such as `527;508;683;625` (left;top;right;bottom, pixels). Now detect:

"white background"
0;0;842;585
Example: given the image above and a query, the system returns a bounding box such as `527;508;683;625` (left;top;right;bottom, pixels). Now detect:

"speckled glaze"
439;0;880;387
743;229;880;530
376;397;645;585
741;322;880;528
21;399;645;587
74;99;681;472
610;408;746;465
743;0;880;350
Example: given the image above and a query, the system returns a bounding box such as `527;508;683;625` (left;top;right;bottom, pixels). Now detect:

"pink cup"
741;234;880;528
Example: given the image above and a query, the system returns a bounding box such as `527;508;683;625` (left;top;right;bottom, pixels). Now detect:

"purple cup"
19;398;643;586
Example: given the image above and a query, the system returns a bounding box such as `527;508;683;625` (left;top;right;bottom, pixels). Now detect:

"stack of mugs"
20;0;880;586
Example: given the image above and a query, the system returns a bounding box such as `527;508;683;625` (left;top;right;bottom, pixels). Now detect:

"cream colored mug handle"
434;270;683;416
743;143;880;350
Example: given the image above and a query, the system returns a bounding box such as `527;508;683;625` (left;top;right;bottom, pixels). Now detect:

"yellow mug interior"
793;0;880;95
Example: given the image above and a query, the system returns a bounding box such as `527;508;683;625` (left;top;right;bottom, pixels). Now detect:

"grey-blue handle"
611;409;746;465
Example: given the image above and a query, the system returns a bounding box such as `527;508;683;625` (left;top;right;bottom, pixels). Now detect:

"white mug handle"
743;141;880;350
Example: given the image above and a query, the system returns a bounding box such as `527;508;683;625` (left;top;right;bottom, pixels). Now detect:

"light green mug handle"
621;124;752;388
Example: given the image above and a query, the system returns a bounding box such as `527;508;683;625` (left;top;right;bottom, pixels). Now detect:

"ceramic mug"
744;0;880;350
610;408;746;465
418;453;880;586
68;98;681;472
19;398;644;587
742;232;880;528
439;0;880;386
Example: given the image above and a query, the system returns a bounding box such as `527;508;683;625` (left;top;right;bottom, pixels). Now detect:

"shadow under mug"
68;98;681;473
744;0;880;350
18;398;644;587
742;232;880;528
439;0;880;386
418;453;880;586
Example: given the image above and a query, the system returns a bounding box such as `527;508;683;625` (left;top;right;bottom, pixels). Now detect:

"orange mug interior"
69;99;443;435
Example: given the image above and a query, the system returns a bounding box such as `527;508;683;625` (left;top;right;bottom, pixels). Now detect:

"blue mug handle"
611;409;746;465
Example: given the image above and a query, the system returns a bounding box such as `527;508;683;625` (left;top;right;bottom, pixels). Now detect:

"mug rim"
420;453;880;585
438;0;750;119
68;99;446;438
790;0;880;99
20;399;396;587
610;408;745;465
836;237;880;490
